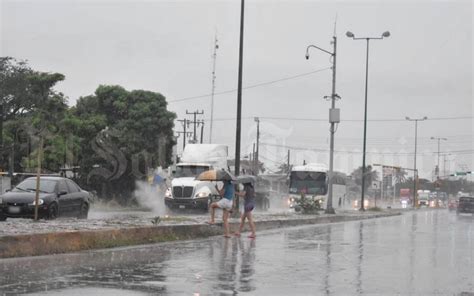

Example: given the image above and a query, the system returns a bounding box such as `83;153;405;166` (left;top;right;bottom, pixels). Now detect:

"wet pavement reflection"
0;210;472;295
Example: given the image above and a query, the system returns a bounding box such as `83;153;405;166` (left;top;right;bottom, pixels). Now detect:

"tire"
203;197;212;213
47;203;59;220
0;214;6;222
78;202;89;219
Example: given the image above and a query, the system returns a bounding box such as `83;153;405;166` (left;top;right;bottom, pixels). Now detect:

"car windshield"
174;165;210;178
14;179;57;193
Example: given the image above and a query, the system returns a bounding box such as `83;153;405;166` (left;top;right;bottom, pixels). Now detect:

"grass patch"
159;216;194;223
367;207;383;212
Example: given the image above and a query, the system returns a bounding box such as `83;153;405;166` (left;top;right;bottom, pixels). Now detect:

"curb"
0;211;400;259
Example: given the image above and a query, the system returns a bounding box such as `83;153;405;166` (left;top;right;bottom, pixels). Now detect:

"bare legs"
222;210;230;237
209;203;231;238
208;202;219;224
235;211;256;238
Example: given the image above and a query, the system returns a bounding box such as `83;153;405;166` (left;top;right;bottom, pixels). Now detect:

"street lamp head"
405;116;410;120
423;116;428;120
346;31;355;38
430;137;435;140
305;53;309;60
382;31;391;38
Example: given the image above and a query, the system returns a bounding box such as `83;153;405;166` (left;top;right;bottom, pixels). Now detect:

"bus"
287;163;347;210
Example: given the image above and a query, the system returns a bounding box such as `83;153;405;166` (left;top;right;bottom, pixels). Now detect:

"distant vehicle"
400;188;411;207
418;190;430;207
457;191;470;198
457;196;474;214
0;177;90;221
448;199;458;211
165;144;228;212
287;163;346;211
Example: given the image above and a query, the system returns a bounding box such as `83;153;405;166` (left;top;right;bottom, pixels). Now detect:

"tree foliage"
1;58;177;204
72;85;176;202
350;165;379;191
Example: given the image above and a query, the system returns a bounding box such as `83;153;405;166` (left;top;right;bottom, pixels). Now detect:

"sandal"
248;234;256;239
234;232;241;237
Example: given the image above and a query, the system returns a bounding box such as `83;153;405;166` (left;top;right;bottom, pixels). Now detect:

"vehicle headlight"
165;188;172;198
29;199;44;206
196;191;210;198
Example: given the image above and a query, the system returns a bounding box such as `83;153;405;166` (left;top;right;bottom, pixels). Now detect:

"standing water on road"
0;210;472;295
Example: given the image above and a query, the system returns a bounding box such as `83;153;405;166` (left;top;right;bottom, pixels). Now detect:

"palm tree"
393;168;407;197
351;165;379;192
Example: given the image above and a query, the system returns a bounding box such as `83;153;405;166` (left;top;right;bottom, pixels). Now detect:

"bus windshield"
289;171;327;195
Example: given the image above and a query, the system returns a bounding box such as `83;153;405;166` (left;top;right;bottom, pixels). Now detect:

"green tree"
73;85;176;202
0;57;34;152
0;57;67;173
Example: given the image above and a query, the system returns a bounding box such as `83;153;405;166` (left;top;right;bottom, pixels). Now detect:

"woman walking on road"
235;181;256;239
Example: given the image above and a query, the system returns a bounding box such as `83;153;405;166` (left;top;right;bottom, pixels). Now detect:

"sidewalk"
0;207;401;259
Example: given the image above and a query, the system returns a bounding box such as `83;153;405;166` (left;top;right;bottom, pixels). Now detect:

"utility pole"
406;116;428;208
252;143;256;175
209;32;219;144
254;117;260;174
431;137;447;178
200;120;205;144
186;110;204;144
431;137;447;206
234;0;245;177
442;153;451;177
305;35;339;214
177;119;190;150
287;149;290;172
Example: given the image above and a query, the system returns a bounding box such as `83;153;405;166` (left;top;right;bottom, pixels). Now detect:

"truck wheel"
203;197;212;212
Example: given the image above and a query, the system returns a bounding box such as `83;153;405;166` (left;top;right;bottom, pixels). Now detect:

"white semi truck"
164;144;228;211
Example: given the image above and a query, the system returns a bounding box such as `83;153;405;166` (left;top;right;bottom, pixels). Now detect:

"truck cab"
164;144;228;212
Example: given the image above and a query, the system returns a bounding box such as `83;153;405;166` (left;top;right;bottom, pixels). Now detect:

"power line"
200;115;473;123
260;142;474;156
258;116;474;122
168;67;331;103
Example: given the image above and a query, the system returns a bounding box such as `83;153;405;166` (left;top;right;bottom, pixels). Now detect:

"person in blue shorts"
208;180;234;238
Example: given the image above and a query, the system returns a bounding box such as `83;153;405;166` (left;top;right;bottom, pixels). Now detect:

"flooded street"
1;210;472;295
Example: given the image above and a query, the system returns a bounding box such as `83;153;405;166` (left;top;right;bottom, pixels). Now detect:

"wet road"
1;210;472;295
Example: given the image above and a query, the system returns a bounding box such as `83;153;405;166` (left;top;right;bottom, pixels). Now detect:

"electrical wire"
200;115;473;123
168;67;331;103
259;142;474;156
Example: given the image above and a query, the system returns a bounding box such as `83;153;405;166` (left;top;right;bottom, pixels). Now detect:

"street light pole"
305;36;339;214
346;30;390;211
406;116;428;207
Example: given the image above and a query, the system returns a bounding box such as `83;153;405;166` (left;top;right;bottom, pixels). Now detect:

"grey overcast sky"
1;0;472;177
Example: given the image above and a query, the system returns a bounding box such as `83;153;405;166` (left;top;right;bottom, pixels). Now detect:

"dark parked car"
457;196;474;214
0;177;90;221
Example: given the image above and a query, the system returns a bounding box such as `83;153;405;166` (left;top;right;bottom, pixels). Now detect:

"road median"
0;210;400;258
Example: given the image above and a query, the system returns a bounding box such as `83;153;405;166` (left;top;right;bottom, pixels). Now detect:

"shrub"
295;193;322;214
